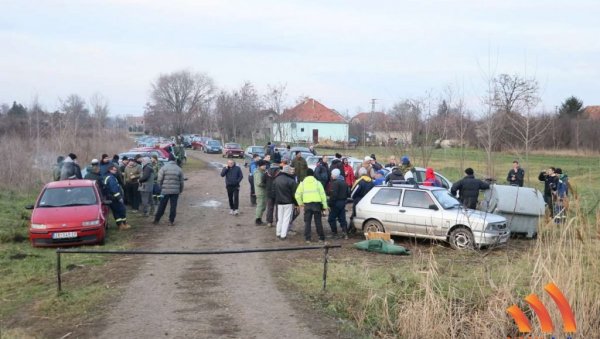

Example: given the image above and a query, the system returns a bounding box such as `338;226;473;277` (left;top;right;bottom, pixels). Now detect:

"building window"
301;128;304;132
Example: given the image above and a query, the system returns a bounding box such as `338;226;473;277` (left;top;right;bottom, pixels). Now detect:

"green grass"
0;191;144;337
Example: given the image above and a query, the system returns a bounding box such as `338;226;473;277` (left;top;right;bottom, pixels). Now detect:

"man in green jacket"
291;151;308;183
254;160;268;225
295;168;329;243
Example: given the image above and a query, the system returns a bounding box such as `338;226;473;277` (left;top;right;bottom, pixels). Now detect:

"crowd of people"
222;144;447;243
52;149;184;230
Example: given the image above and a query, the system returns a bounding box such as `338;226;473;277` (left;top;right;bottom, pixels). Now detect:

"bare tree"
147;70;215;135
263;83;287;115
90;93;110;130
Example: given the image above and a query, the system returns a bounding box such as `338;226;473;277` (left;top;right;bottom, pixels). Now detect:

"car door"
367;188;404;233
400;189;440;236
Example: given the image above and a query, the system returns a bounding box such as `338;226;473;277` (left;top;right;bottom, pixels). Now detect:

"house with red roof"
272;98;348;143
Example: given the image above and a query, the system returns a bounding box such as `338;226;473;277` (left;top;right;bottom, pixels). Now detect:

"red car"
222;143;244;158
191;137;211;151
132;146;170;159
27;180;109;247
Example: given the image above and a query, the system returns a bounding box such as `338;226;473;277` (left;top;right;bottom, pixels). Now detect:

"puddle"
196;200;222;208
210;162;225;169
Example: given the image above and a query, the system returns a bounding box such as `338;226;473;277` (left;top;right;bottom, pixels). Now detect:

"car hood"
447;208;506;227
32;205;101;225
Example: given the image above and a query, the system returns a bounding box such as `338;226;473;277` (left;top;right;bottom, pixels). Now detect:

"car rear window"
371;188;402;206
38;187;98;207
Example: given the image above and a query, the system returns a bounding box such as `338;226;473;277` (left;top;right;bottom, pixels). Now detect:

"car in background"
204;140;222;154
191;137;212;151
306;155;363;173
223;143;244;158
130;147;169;161
384;166;453;190
280;146;313;162
244;145;266;165
27;180;109;247
353;184;509;250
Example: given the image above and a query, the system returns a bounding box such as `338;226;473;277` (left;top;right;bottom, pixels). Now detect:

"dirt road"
96;151;349;339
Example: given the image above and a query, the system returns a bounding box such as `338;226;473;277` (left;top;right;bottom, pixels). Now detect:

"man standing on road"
154;155;184;226
221;159;243;216
328;168;349;239
104;165;129;230
451;168;490;209
124;156;142;211
507;160;525;187
138;157;155;217
291;151;308;183
264;163;280;227
274;165;297;240
295;168;328;243
254;160;268;225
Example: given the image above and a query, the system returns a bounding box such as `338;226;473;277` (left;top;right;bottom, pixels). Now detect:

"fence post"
322;245;329;291
56;250;62;296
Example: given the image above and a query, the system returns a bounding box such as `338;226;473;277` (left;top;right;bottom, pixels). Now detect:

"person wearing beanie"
370;154;383;171
328;168;349;239
350;167;375;228
59;153;82;180
99;154;112;177
451;168;490;209
273;165;297;239
295;167;328;243
221;159;243;216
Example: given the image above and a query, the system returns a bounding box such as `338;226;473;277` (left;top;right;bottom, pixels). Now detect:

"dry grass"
0;131;134;190
287;198;600;338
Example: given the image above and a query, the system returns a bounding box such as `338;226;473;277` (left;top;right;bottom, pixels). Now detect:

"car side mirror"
103;199;113;205
25;204;34;210
428;204;439;211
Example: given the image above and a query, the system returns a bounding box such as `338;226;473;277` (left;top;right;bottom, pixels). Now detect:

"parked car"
27;180;109;247
385;166;453;189
191;137;212;151
129;147;169;161
204;140;222;154
244;145;266;165
306;155;362;173
281;146;313;162
222;143;244;158
353;184;509;250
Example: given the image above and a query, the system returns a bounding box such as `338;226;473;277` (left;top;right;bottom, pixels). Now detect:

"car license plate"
52;232;78;239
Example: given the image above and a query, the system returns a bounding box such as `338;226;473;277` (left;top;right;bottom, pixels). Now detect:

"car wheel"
448;227;474;250
363;219;384;233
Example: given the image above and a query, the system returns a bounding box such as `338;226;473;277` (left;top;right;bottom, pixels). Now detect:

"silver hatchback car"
353;184;510;249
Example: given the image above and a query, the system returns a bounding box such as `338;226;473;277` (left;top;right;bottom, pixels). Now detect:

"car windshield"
208;140;220;146
432;189;461;209
290;147;310;153
38;187;98;207
226;143;241;149
251;147;263;153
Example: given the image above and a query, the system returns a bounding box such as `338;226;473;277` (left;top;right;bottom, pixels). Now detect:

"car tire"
448;227;474;250
363;219;384;233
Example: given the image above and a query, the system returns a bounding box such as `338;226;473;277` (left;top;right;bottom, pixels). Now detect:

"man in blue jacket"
221;159;244;215
104;165;129;230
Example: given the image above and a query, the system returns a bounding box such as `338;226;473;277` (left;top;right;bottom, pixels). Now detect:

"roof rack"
386;180;420;189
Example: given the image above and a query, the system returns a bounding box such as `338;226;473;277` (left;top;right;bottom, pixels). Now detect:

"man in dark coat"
329;153;344;177
451;168;490;209
264;164;281;227
291;151;308;182
538;167;559;216
59;153;82;180
350;167;375;230
314;156;330;190
507;160;525;187
328;168;349;239
386;167;405;183
221;159;243;215
274;165;297;239
104;164;129;230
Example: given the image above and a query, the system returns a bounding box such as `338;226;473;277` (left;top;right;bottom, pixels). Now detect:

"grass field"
287;146;600;338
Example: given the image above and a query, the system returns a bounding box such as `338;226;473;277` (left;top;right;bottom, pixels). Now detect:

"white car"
306;155;363;173
353;184;510;249
385;166;453;190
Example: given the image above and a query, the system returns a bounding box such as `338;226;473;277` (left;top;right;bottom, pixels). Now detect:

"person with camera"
538;167;559;217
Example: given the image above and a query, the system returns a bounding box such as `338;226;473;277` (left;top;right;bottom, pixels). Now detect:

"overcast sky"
1;0;598;117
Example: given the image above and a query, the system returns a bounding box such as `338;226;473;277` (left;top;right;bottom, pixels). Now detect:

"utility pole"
369;98;377;147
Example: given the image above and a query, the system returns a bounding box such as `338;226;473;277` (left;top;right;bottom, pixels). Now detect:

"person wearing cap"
124;156;142;211
330;153;344;176
357;156;376;179
328;168;349;239
295;168;329;243
373;169;386;185
399;156;414;175
138;157;155;217
506;160;524;187
247;153;260;206
154;154;184;226
104;164;129;230
274;165;297;239
370;154;383;171
254;160;268;225
52;156;64;181
99;154;112;177
451;168;490;209
84;159;102;185
291;151;308;183
59;153;82;180
264;163;281;227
